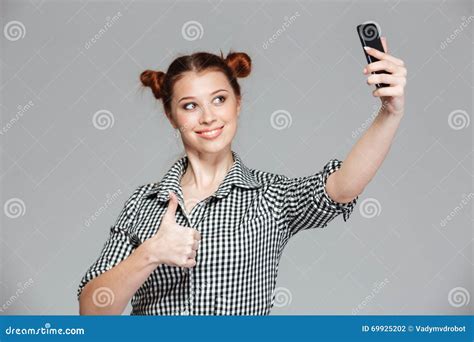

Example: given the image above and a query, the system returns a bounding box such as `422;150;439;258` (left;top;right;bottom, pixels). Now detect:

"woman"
78;39;406;315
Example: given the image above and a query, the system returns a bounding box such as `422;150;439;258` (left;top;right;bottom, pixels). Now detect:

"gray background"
0;0;472;315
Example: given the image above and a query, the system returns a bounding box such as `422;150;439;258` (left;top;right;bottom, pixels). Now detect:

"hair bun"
140;69;166;99
225;52;251;78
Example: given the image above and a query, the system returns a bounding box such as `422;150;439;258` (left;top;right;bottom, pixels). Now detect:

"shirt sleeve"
76;185;145;301
274;158;359;238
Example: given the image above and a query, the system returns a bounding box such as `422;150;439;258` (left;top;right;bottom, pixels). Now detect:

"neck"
180;148;235;191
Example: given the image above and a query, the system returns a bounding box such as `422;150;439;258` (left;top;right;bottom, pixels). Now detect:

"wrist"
136;239;162;268
378;108;404;123
379;104;404;119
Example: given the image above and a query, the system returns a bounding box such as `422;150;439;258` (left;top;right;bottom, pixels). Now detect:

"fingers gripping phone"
356;22;390;88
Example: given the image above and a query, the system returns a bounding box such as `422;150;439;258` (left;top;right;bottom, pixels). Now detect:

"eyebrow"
178;89;228;103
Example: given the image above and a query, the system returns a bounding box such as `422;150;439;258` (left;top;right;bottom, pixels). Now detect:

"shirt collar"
144;150;262;202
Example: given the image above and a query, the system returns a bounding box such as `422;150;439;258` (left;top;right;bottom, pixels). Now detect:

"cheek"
176;114;198;133
221;103;239;122
223;115;238;138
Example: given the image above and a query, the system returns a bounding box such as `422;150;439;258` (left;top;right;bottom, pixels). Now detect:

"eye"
183;102;196;111
213;95;226;104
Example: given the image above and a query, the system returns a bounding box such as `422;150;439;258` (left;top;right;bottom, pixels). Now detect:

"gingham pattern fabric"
77;150;358;315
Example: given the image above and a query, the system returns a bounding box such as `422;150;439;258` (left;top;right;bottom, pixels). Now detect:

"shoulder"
133;182;157;196
246;167;288;187
122;182;158;206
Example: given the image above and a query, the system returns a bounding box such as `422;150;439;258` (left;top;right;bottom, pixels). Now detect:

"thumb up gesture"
142;191;201;268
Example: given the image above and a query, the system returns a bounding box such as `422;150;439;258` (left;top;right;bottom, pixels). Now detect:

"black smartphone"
356;22;390;88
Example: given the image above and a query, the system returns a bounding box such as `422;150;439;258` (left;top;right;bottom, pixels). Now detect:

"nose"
198;104;217;125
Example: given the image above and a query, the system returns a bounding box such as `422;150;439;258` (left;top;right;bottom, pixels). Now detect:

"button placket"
186;202;201;316
177;192;214;315
174;195;194;315
183;197;212;315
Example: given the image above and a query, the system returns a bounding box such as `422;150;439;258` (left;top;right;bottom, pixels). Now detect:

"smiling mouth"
195;125;224;139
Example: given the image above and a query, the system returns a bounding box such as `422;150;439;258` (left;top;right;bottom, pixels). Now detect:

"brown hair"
140;50;251;115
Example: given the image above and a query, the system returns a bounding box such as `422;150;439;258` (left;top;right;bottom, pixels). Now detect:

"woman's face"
166;70;241;155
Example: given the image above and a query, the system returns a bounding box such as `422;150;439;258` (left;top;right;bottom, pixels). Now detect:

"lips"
195;125;224;139
195;125;224;134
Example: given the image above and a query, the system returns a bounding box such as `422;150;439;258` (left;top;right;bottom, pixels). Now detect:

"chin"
186;138;233;155
198;142;231;154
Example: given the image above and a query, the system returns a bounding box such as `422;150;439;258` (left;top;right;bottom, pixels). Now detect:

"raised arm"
326;36;407;203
